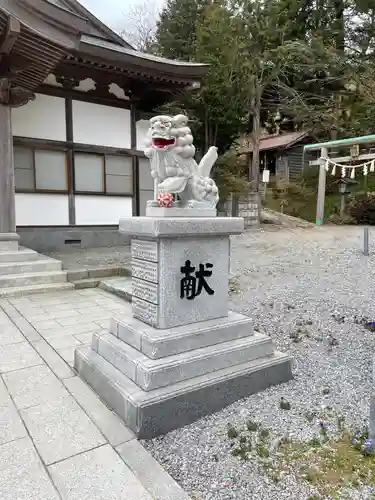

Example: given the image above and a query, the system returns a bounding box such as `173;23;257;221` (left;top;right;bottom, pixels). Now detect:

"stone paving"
0;288;187;500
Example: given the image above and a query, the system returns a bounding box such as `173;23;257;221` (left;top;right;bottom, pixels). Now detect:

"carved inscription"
131;239;159;262
132;297;158;326
132;259;158;283
132;278;159;304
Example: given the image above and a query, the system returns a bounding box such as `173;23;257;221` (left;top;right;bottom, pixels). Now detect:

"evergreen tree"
155;0;209;60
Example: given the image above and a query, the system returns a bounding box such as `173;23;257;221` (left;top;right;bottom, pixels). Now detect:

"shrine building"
0;0;207;251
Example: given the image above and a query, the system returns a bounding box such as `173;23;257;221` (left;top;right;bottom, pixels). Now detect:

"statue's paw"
146;200;159;207
159;176;187;194
186;200;199;208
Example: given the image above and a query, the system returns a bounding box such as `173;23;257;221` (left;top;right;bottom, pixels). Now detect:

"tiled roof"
81;35;208;68
247;131;310;152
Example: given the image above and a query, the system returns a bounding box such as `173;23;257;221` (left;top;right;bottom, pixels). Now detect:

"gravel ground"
45;245;131;270
143;224;375;500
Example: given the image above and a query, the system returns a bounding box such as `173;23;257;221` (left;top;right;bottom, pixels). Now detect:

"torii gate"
304;135;375;225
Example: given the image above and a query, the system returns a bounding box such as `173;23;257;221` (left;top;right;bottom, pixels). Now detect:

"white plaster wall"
12;94;66;141
75;195;132;225
72;101;131;149
136;119;150;151
16;194;69;226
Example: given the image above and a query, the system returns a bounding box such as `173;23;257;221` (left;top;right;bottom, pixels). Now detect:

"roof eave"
245;132;312;153
0;0;88;50
281;132;310;151
76;40;209;81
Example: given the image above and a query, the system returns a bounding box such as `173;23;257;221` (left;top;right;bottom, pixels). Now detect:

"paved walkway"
0;288;188;500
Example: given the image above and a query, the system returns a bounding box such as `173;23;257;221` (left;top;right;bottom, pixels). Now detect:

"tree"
154;0;342;212
156;0;250;155
155;0;208;60
225;0;336;199
154;0;375;220
120;0;160;51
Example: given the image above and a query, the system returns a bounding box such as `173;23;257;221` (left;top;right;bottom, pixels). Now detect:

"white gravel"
143;225;375;500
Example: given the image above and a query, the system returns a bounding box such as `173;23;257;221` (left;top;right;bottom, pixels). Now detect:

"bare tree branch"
120;0;160;51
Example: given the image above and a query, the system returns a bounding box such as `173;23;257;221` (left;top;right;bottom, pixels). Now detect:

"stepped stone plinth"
75;216;292;438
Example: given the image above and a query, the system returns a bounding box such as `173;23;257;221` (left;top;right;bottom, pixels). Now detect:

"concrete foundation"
17;226;131;252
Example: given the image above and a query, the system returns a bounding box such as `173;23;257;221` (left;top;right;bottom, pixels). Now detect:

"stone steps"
99;276;132;301
75;345;292;439
0;258;61;275
93;331;274;392
0;246;71;297
0;248;39;262
0;282;74;297
0;270;67;288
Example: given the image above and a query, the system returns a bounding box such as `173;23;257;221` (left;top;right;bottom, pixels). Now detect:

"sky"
78;0;164;34
79;0;126;32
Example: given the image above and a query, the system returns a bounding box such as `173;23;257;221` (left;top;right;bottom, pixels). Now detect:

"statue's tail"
197;146;218;178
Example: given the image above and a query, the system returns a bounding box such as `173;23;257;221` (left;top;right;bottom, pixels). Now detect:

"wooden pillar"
130;101;140;216
0;101;19;250
316;147;328;225
65;95;75;225
58;76;78;226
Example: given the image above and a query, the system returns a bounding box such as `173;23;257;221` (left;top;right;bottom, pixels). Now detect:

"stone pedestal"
75;216;292;438
126;217;239;329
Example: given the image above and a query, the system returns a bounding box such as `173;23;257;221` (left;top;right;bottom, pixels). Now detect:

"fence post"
364;227;369;256
231;194;239;217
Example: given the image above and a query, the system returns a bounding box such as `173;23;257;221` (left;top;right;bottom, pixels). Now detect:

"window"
35;150;67;190
14;147;34;191
74;152;133;195
105;155;132;195
74;153;104;193
13;145;133;196
14;146;67;192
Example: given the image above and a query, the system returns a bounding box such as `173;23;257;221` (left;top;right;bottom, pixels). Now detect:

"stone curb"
262;208;315;227
117;439;192;500
67;266;131;290
99;277;132;302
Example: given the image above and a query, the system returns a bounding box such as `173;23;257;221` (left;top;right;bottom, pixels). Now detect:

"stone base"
0;233;19;251
75;312;292;438
76;347;291;439
146;206;217;218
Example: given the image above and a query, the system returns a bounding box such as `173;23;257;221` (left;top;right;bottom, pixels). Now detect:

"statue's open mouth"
152;137;176;149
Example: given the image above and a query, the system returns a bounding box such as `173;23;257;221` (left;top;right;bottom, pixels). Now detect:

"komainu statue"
144;114;219;209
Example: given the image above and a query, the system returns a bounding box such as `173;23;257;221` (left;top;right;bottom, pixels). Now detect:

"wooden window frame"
14;144;69;194
74;150;133;197
13;138;135;197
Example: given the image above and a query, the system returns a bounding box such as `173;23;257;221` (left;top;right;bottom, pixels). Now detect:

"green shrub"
299;168;339;195
348;193;375;224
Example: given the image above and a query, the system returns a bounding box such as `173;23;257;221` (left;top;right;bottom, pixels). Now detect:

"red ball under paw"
157;192;173;208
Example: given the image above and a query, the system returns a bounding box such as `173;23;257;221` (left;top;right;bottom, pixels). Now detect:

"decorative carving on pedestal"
144;114;219;215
